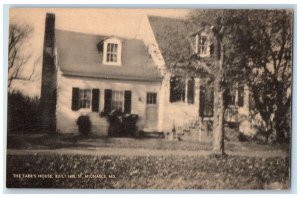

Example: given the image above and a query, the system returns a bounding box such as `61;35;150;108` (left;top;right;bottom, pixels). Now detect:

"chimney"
40;13;57;132
43;13;55;57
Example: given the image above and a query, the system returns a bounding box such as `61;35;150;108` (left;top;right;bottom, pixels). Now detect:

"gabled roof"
148;16;194;66
55;29;162;81
148;16;213;75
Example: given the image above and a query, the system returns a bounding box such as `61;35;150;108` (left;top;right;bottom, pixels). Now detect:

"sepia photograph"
6;7;292;189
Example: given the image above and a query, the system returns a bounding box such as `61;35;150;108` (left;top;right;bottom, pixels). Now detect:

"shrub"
105;110;139;137
7;91;41;134
76;115;91;136
122;114;139;136
106;110;123;137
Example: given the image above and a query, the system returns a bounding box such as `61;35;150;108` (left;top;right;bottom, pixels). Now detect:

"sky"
9;8;190;97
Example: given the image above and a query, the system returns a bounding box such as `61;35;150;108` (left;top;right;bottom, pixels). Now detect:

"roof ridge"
55;28;145;41
55;28;110;37
148;15;187;22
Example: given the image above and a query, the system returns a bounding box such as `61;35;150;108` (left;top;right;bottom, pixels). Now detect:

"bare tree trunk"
212;42;225;156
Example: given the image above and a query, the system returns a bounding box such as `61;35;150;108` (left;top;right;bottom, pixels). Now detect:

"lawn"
6;130;290;189
7;132;290;154
6;154;290;189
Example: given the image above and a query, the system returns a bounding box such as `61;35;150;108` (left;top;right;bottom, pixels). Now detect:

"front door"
145;92;158;130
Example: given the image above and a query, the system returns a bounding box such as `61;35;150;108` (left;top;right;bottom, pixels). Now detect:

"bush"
105;110;139;137
76;115;91;136
7;91;41;134
122;114;139;136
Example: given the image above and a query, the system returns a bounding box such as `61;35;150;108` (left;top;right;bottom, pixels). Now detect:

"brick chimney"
40;13;57;132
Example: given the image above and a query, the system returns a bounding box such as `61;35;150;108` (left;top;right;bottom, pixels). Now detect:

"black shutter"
209;87;214;117
71;87;79;111
210;44;214;56
170;77;175;102
104;89;112;113
187;78;195;104
92;89;100;112
124;90;132;114
238;85;244;107
199;86;205;117
199;86;214;117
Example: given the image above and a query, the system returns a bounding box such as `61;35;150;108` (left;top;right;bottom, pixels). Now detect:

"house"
40;13;252;137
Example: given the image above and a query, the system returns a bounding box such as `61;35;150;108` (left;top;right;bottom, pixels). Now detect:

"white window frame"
199;34;210;57
147;92;157;105
111;90;124;111
102;37;122;66
196;33;210;57
79;89;91;109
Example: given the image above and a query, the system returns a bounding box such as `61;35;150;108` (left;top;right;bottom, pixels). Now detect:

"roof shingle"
55;29;162;81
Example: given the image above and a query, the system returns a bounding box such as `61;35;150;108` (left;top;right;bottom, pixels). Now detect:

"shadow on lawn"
6;132;289;154
6;133;113;150
6;132;214;151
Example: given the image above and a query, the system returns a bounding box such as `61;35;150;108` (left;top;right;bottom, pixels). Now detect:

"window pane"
112;91;123;111
78;89;91;109
106;43;118;63
147;92;157;104
114;44;118;53
199;36;208;55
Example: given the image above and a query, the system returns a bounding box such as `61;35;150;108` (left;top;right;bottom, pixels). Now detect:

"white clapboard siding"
159;74;200;132
56;69;161;135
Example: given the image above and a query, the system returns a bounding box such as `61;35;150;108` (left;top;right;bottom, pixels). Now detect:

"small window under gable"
195;33;211;57
102;37;122;66
199;35;208;56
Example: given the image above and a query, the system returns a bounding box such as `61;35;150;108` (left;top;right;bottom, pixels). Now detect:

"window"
199;35;208;56
112;91;123;111
147;92;157;104
224;87;236;106
106;43;118;63
102;38;122;66
200;86;214;117
104;89;131;114
170;76;185;103
79;89;91;109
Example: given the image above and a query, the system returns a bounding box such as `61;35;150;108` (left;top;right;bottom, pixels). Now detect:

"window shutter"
210;44;214;56
238;85;244;107
170;77;175;102
209;88;214;117
199;86;205;117
71;88;79;111
92;89;100;112
124;90;132;114
187;78;195;104
199;86;214;117
104;89;112;113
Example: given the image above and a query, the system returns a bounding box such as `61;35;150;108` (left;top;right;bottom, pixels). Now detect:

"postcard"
6;7;292;189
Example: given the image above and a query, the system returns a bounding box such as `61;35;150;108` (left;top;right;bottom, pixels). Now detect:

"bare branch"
8;22;33;88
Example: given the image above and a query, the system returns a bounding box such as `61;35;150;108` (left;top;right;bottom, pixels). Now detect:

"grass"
6;154;290;189
7;131;290;153
6;128;290;189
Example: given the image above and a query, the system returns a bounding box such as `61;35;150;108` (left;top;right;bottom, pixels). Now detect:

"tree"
152;10;292;154
8;23;33;88
188;10;251;155
245;10;292;143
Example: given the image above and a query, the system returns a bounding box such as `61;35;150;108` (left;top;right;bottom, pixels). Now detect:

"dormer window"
106;43;118;62
195;33;210;57
101;37;122;66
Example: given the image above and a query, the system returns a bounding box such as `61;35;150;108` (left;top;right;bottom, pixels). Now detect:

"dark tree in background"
165;9;292;155
245;10;292;143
